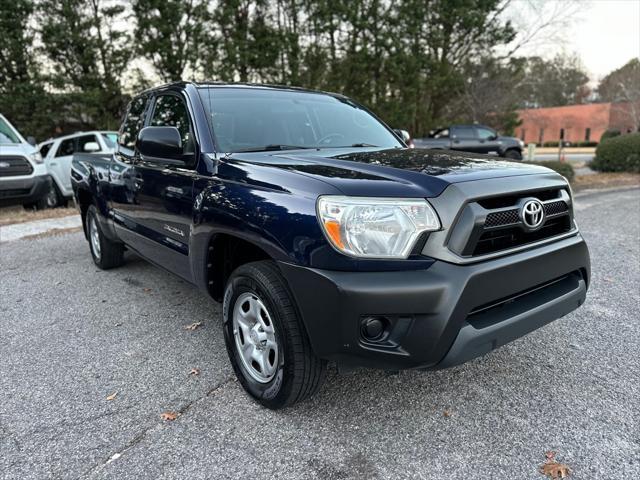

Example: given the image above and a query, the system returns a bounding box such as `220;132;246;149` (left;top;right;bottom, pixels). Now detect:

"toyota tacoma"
71;83;590;409
414;124;525;159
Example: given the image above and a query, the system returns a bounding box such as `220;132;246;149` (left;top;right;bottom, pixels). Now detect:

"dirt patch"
573;173;640;191
0;206;79;226
20;226;84;241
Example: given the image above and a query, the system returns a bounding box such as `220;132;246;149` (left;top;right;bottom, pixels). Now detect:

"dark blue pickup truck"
71;83;590;409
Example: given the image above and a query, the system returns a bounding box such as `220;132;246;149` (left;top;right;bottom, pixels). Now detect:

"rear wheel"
87;205;124;269
504;149;523;160
222;261;327;409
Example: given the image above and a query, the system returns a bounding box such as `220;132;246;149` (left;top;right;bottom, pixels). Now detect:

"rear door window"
55;138;76;157
451;126;477;139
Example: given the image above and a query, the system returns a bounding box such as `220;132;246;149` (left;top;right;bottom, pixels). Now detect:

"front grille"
0;156;33;177
544;200;569;216
448;187;574;257
485;209;519;227
0;188;31;198
472;216;572;256
484;200;569;229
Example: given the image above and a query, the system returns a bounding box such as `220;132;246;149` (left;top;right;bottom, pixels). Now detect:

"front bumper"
279;234;590;370
0;174;52;207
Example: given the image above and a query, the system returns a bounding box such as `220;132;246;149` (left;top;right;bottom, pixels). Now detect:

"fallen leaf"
143;288;152;293
189;368;201;376
184;321;203;331
540;461;571;478
545;451;556;460
106;392;117;401
443;410;452;417
160;411;179;421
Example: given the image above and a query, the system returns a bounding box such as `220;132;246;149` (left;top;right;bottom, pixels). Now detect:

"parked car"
0;114;52;209
38;131;117;207
414;124;524;159
72;83;590;409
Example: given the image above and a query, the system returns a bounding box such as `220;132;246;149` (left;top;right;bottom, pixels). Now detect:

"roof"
139;81;346;100
39;130;118;145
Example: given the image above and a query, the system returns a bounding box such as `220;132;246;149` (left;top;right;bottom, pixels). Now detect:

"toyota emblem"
521;199;545;230
0;161;10;168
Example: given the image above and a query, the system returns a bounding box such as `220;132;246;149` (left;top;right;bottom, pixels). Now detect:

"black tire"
504;149;523;160
44;181;62;209
222;260;327;409
86;205;124;269
23;197;47;210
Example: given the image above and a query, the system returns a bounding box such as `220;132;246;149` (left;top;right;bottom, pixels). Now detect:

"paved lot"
1;188;639;480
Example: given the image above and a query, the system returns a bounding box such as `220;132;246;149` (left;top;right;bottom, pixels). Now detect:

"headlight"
29;152;43;164
317;196;440;258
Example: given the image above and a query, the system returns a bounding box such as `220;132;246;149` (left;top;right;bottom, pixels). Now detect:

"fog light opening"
360;316;389;342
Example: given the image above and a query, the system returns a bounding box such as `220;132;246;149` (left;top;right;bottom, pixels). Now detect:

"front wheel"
222;261;327;409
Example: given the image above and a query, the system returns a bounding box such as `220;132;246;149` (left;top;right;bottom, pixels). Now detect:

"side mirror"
26;136;37;146
137;126;183;159
393;129;411;144
83;141;100;152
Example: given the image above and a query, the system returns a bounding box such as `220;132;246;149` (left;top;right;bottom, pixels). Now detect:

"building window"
520;129;526;141
560;128;565;140
539;128;544;144
585;128;591;141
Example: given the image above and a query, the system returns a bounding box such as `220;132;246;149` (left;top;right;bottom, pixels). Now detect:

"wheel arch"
203;232;276;302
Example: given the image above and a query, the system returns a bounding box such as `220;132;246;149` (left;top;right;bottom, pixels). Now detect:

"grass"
573;172;640;191
0;206;79;227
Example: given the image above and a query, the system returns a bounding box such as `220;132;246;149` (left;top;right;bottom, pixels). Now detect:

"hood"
0;143;37;157
226;147;555;198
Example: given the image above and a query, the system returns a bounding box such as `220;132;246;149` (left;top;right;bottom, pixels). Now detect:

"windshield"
101;133;117;148
0;117;21;144
198;88;402;153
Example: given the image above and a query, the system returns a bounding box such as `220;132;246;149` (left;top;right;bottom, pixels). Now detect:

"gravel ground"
1;187;638;480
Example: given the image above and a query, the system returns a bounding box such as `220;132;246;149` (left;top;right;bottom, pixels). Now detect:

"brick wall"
517;103;612;144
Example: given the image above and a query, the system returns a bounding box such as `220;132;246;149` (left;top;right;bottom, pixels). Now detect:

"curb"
0;214;83;243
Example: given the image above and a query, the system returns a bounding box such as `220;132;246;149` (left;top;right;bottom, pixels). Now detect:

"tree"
38;0;133;130
517;54;589;108
206;0;281;83
132;0;209;82
597;58;640;103
597;59;640;132
0;0;52;139
452;56;526;134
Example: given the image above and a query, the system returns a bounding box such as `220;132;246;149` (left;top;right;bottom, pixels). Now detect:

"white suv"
0;114;51;209
38;131;117;207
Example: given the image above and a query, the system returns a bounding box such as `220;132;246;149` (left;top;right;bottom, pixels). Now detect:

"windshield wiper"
233;144;313;153
349;143;378;147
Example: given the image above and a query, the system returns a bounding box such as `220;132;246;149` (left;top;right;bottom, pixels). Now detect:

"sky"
569;0;640;80
514;0;640;82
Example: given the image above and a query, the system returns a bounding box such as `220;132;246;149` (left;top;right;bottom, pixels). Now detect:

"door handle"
50;162;58;166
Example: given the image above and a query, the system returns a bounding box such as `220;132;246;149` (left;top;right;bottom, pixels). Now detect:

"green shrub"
592;133;640;172
600;129;621;142
525;161;575;182
543;141;559;147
